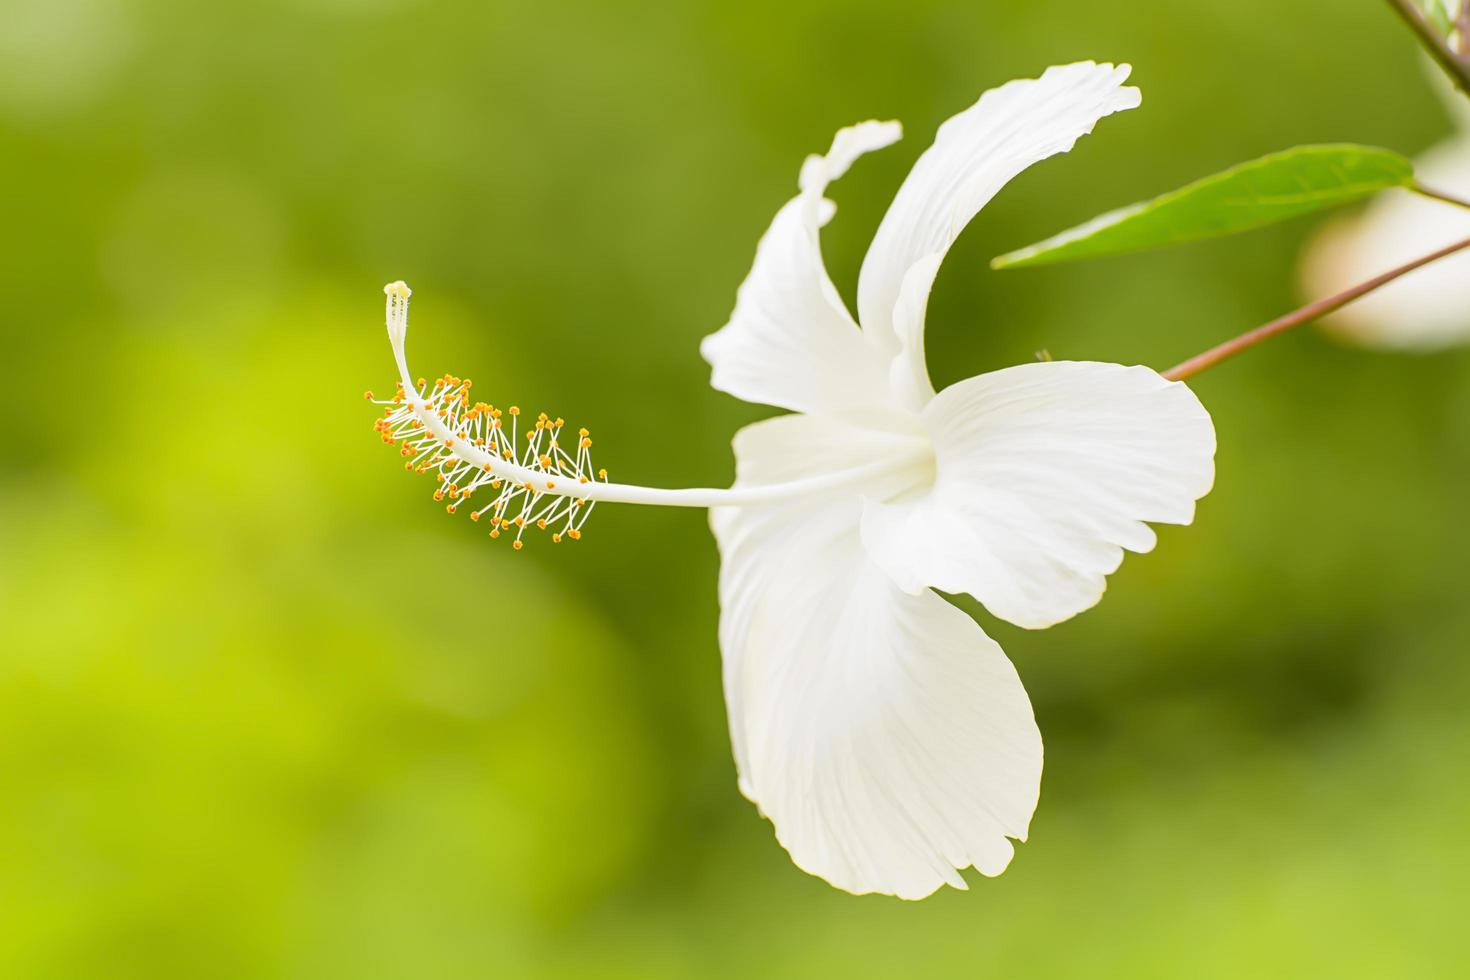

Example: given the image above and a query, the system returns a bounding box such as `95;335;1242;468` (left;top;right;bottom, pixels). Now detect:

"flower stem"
1383;0;1470;95
1162;234;1470;382
1414;181;1470;210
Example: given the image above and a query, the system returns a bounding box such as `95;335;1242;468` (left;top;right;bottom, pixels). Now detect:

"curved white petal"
856;62;1141;393
887;252;943;413
710;414;1041;899
1300;135;1470;350
701;121;902;414
861;361;1215;630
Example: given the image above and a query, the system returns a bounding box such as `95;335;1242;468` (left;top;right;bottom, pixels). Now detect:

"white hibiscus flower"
700;61;1216;898
370;62;1216;900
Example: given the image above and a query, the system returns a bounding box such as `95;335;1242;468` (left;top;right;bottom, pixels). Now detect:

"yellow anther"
552;533;562;543
512;540;523;551
368;294;607;548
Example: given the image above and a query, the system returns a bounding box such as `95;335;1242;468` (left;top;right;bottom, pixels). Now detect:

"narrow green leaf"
992;144;1415;270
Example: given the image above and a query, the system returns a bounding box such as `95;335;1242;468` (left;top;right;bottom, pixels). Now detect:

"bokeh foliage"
2;0;1468;976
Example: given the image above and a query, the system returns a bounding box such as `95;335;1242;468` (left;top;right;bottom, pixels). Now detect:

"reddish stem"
1383;0;1470;94
1163;235;1470;382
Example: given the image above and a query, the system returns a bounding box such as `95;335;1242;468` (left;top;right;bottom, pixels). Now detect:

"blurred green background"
3;0;1469;976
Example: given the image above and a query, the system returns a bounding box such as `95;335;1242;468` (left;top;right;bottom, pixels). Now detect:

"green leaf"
992;144;1415;270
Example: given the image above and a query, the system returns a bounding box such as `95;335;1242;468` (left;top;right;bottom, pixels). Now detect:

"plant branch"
1162;235;1470;381
1413;180;1470;209
1384;0;1470;94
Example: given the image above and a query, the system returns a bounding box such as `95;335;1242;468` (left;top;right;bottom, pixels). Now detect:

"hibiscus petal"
887;252;944;412
861;361;1215;630
711;414;1042;899
700;121;902;415
856;62;1141;397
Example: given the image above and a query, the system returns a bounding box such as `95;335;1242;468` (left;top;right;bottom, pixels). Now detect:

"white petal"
700;121;902;414
856;62;1141;393
861;361;1215;630
887;252;943;413
1300;135;1470;350
711;414;1041;899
